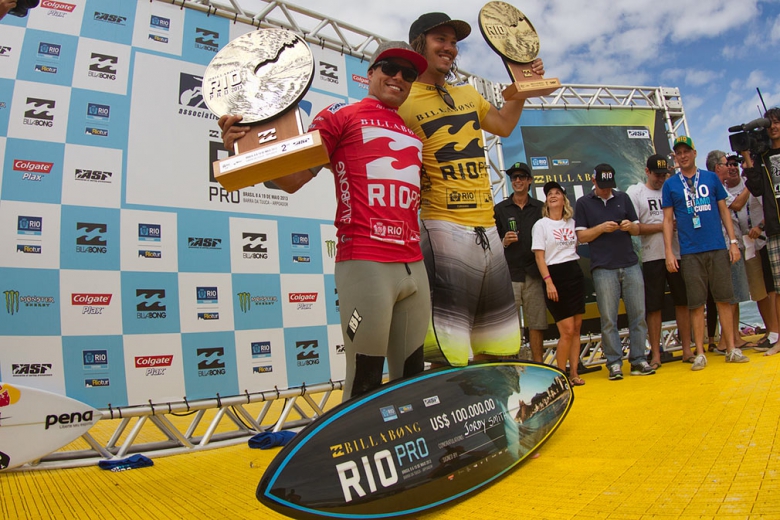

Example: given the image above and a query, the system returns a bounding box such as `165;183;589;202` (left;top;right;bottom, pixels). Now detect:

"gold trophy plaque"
203;29;329;192
479;2;560;100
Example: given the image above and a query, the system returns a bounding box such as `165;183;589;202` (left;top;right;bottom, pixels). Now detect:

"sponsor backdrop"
501;109;672;333
0;0;373;408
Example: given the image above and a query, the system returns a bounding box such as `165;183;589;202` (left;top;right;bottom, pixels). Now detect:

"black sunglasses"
372;60;418;83
435;84;456;110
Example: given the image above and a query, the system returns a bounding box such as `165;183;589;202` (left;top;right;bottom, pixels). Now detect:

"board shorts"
642;258;688;312
420;219;521;366
335;260;430;400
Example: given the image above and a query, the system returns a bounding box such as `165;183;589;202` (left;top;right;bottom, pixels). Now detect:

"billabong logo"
24;98;55;127
75;222;107;252
195;28;219;50
325;240;336;258
319;61;338;83
4;290;19;315
296;340;320;366
197;347;226;376
242;232;268;259
136;289;166;319
89;53;117;80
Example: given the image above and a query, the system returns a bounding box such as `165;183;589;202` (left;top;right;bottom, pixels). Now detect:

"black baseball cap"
409;13;471;43
593;163;617;189
507;162;532;178
646;154;669;173
543;181;566;195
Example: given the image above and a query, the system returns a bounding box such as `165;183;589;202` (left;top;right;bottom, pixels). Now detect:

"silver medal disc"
202;29;314;124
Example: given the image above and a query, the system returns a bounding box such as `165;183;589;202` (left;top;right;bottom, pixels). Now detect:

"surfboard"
0;383;102;471
257;361;573;519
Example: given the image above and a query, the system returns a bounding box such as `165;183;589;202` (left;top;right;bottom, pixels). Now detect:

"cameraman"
742;107;780;355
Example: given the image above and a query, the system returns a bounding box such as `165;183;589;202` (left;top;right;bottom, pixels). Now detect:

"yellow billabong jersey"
397;82;494;227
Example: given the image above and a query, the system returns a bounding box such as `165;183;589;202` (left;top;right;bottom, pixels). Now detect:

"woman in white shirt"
532;182;586;386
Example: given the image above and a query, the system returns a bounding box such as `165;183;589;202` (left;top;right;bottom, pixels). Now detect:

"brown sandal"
570;376;585;386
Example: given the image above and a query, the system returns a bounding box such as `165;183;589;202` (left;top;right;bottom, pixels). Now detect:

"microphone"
728;118;770;133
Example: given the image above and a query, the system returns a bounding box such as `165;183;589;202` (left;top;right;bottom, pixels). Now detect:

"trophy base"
502;78;561;101
213;130;329;192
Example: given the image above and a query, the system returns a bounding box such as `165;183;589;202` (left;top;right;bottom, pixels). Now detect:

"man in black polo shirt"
575;164;655;380
494;162;548;361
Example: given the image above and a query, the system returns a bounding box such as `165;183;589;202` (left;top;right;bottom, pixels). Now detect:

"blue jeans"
592;264;648;366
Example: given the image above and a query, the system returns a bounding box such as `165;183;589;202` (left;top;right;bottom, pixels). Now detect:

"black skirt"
545;260;585;322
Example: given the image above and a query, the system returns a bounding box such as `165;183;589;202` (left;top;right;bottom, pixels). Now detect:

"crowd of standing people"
220;10;780;396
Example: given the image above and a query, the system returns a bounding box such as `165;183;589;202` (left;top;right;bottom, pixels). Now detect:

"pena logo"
88;53;117;80
0;384;21;407
195;28;219;50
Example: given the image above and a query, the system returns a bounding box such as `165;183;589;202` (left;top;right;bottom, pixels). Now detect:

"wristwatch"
730;239;738;245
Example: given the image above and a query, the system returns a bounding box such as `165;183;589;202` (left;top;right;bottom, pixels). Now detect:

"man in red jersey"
220;42;430;400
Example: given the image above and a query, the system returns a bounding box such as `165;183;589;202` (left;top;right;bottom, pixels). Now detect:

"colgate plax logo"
13;160;53;174
134;355;173;368
41;0;76;12
289;293;318;303
71;293;112;306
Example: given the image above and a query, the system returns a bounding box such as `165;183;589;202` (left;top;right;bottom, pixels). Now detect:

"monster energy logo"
325;240;336;258
4;291;19;315
238;292;251;313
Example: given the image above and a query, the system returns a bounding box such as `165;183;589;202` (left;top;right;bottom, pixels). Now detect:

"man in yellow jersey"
398;12;544;366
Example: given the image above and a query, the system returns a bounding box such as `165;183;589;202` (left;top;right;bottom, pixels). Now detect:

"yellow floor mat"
2;348;780;520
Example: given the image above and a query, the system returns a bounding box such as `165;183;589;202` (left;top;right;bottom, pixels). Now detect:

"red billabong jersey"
309;98;423;263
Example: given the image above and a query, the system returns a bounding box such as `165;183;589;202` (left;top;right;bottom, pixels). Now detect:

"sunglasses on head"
372;60;418;83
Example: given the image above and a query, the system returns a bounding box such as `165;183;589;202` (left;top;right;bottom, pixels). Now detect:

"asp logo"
627;129;651;139
195;28;219;51
0;46;12;57
197;347;226;376
24;98;55;127
296;340;320;366
88;53;118;80
93;11;127;25
12;363;53;376
242;233;268;259
188;237;222;249
75;169;112;183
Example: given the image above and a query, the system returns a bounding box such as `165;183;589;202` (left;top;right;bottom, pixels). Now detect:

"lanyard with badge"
679;169;701;229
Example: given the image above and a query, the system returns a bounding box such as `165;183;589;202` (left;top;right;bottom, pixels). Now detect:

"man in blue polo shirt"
662;136;749;371
575;164;655;380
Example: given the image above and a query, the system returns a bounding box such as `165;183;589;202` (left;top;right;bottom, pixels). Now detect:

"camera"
9;0;39;18
728;117;771;155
